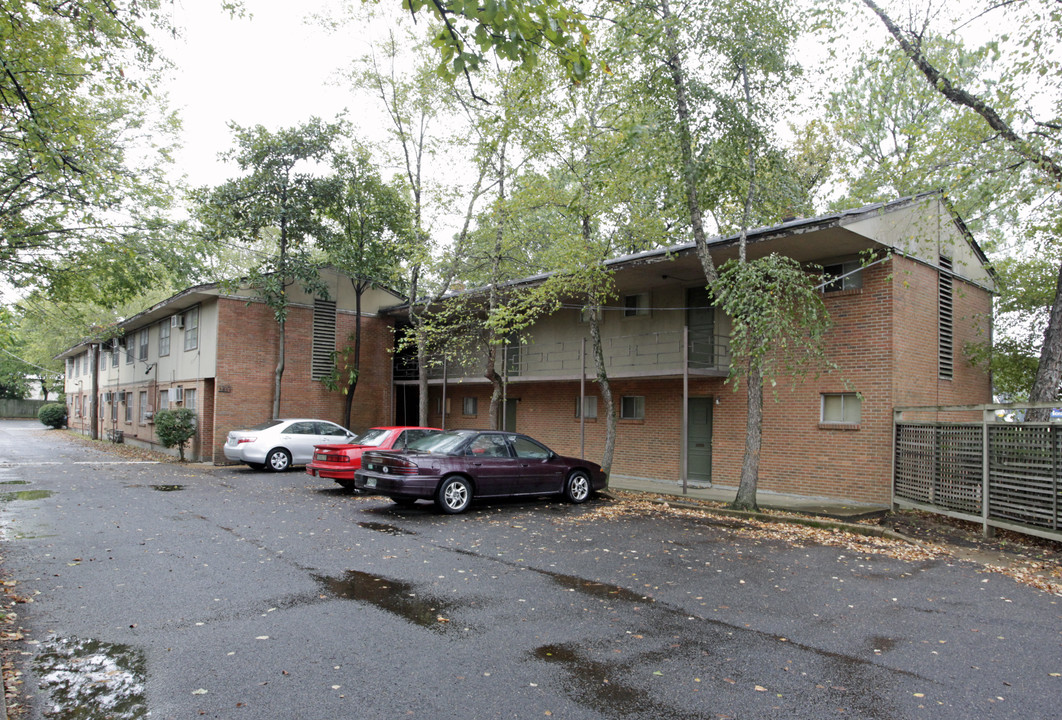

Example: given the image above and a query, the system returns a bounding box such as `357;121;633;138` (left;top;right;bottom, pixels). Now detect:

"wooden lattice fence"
894;404;1062;542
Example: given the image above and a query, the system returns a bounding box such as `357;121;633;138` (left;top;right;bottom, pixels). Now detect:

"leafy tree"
859;0;1062;412
154;407;197;461
319;146;413;427
194;119;341;418
1;0;187;302
347;37;483;424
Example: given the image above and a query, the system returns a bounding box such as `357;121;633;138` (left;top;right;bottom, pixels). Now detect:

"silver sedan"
223;419;355;472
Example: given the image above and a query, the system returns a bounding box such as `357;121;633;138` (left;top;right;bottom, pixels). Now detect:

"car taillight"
325;454;347;463
388;458;419;475
237;437;256;444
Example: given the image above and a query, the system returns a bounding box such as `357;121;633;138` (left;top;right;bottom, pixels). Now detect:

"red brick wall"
212;298;395;463
422;257;993;505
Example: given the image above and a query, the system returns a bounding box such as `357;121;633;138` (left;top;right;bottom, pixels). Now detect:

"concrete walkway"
607;475;891;521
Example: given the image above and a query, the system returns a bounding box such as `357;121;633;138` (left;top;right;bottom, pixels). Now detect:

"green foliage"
38;403;68;430
154;408;197;461
400;0;592;92
1;0;185;302
713;255;832;386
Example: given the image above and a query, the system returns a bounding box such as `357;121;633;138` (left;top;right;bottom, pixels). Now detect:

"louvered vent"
938;256;954;379
312;298;337;381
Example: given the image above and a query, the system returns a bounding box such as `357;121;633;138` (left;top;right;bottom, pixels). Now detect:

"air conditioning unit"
171;314;184;329
119;391;129;402
103;392;113;402
173;387;184;402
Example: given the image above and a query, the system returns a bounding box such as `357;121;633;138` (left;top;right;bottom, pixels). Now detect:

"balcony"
394;329;731;383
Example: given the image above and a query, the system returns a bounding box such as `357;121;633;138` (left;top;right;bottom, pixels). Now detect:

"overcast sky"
158;0;387;189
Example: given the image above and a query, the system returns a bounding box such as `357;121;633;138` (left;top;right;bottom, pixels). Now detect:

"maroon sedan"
307;426;441;490
353;429;608;513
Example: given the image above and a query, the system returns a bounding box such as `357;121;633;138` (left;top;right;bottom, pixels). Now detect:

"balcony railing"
394;329;731;382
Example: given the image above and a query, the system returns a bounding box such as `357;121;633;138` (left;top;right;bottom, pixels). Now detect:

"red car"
307;426;442;489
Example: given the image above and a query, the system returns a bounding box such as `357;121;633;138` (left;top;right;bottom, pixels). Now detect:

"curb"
600;489;912;543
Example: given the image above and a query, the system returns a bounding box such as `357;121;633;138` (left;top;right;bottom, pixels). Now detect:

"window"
124;397;133;423
184;307;199;351
158;320;170;357
512;436;551;459
183;388;196;410
138;329;149;361
436;397;451;416
575;396;598;419
467;434;510;457
75;396;81;417
110;397;118;421
621;396;645;420
99;395;105;418
74;354;80;376
125;338;133;364
462;397;478;416
623;293;650;317
111;347;118;367
66;359;72;378
579;306;602;324
287;421;316;435
312;298;337;380
139;391;148;423
822;261;863;292
159;389;169;410
821;393;861;425
939;256;954;380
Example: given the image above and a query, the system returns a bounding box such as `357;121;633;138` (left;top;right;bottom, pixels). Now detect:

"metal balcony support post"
682;325;689;494
580;337;586;459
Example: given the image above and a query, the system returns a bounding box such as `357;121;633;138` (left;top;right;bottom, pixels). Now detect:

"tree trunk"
344;283;364;429
588;305;617;473
1028;262;1062;418
732;360;763;511
273;319;285;419
417;332;429;426
485;344;502;431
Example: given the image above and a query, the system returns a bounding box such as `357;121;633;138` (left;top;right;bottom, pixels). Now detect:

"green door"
502;398;518;432
687;397;713;483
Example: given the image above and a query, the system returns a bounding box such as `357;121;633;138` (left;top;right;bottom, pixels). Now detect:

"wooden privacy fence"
894;403;1062;542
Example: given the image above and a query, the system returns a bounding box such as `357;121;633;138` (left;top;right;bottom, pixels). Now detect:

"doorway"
501;398;518;432
686;397;713;483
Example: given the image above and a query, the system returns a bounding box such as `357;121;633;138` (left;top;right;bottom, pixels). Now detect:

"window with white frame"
623;293;650;317
138;329;149;361
436;396;451;416
159;389;169;410
575;396;598;419
139;391;148;423
462;396;478;416
821;393;861;425
822;261;863;292
183;388;196;410
111;397;118;421
184;307;199;351
158;320;170;357
124;396;132;423
125;338;133;364
111;345;118;367
620;396;645;420
74;354;80;376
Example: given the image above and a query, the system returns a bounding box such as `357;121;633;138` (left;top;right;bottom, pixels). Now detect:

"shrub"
38;403;67;429
154;408;197;461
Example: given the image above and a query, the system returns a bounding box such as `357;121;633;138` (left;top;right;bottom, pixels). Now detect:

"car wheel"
246;462;265;471
265;448;292;472
564;470;591;503
392;497;417;507
435;476;472;514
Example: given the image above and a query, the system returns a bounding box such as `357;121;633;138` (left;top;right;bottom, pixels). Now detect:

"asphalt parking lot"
0;420;1059;719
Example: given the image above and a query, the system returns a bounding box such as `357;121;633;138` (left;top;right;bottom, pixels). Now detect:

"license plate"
365;477;376;488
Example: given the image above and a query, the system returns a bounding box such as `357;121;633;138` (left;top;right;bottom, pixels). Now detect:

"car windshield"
352;428;391;447
245;420;284;431
406;431;469;454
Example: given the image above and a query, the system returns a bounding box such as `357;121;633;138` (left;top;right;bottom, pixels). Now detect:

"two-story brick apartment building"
60;268;403;462
396;193;995;505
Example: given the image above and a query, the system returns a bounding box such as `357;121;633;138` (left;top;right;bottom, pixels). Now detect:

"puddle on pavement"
0;489;54;502
150;484;184;492
357;521;414;536
34;635;147;719
533;643;651;715
541;569;653;604
313;570;459;632
0;480;29;485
